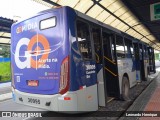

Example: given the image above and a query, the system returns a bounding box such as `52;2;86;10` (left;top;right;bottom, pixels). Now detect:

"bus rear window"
40;17;56;30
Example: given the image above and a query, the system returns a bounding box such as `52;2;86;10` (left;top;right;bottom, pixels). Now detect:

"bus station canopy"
1;0;160;50
0;17;13;44
33;0;160;50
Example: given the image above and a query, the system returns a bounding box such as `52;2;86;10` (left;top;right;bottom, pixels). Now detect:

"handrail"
104;67;117;77
95;53;100;63
104;56;116;65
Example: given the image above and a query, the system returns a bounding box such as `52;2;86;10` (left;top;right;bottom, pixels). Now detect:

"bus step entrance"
107;97;115;103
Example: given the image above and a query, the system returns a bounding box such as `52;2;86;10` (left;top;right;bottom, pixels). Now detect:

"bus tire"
122;76;130;101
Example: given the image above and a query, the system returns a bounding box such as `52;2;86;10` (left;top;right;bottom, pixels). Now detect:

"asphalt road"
0;99;98;120
0;99;46;120
0;86;11;94
0;66;159;120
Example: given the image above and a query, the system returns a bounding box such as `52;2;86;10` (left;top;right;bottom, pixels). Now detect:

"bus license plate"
28;98;40;104
28;80;39;87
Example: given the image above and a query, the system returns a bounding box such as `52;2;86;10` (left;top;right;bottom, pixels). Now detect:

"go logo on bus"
15;34;50;69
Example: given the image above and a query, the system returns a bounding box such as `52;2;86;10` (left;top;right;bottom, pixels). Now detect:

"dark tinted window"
76;20;92;60
124;38;133;58
92;28;102;63
116;35;125;58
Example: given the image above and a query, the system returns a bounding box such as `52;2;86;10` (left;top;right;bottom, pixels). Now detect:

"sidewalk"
0;82;11;102
119;68;160;120
140;69;160;120
0;82;11;88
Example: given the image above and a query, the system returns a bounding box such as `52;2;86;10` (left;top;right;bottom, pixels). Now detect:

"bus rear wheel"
122;76;130;101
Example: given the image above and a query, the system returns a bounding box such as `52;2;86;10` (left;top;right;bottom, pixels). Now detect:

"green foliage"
0;62;11;82
155;53;160;60
0;45;10;58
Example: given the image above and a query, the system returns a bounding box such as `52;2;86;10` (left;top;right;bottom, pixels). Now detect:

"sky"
0;0;50;20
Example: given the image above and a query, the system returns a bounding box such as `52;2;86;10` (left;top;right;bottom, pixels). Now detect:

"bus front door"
133;42;141;82
102;32;120;101
92;28;106;106
139;44;145;81
134;43;146;81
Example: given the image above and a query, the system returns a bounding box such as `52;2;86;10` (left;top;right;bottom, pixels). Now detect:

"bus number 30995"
28;98;40;104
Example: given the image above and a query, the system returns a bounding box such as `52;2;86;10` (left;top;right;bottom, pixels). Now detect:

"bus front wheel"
122;76;130;101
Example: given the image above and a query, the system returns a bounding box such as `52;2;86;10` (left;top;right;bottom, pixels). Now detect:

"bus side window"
102;32;115;62
116;35;125;58
124;38;133;58
139;44;143;60
144;45;148;59
92;28;102;63
76;20;92;60
133;42;139;59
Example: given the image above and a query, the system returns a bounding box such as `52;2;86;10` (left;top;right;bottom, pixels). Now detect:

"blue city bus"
11;6;155;112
